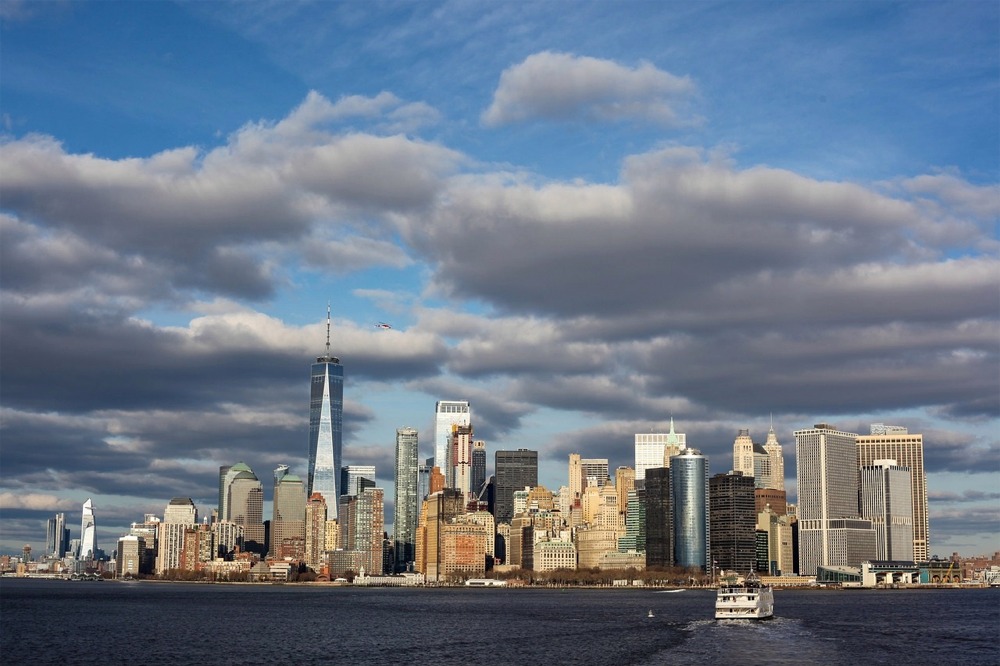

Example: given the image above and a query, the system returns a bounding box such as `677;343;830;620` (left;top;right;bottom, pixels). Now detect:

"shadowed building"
495;450;538;524
644;467;673;568
710;471;756;573
394;426;419;573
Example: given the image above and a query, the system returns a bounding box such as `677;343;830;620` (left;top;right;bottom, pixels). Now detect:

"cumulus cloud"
482;51;697;126
0;492;79;511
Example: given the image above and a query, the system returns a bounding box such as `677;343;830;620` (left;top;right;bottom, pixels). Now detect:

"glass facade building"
494;449;538;524
80;498;97;560
670;448;709;571
394;426;419;572
308;311;344;518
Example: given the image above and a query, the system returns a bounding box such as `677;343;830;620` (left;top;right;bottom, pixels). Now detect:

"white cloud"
482;51;697;126
0;492;79;511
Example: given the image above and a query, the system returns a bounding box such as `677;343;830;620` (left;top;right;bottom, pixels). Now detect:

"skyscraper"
80;498;97;560
471;440;487;494
859;460;914;561
220;462;265;553
568;453;585;501
451;424;474;497
341;465;376;496
856;426;928;562
670;448;709;571
158;498;197;574
304;492;328;571
46;512;69;558
709;471;756;573
644;467;673;568
763;421;785;491
580;458;610;487
795;423;876;575
434;400;470;488
494;449;538;524
733;429;755;478
635;433;669;481
308;307;344;518
272;470;306;557
394;426;419;572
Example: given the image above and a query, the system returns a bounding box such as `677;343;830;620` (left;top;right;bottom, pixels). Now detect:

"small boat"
715;571;773;620
647;609;654;618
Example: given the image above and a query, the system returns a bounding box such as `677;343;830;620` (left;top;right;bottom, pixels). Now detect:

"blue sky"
1;0;997;558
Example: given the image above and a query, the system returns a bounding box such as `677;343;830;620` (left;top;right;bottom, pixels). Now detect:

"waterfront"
1;580;997;665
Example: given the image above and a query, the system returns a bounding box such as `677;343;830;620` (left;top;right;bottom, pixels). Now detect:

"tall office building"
304;492;328;571
272;470;306;556
763;422;785;491
615;466;636;517
339;488;385;574
394;426;419;572
568;453;585;501
795;424;876;575
158;498;197;574
116;535;144;578
308;306;344;518
856;426;928;562
46;512;69;558
219;462;265;553
709;471;756;573
471;440;487;494
80;498;97;560
859;460;914;561
671;448;710;571
644;467;672;568
495;449;538;524
636;432;670;481
580;458;609;487
341;465;376;496
434;400;471;488
417;457;433;504
451;424;474;497
733;429;755;478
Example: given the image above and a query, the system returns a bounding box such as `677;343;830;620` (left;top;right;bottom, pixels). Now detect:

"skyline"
0;1;997;557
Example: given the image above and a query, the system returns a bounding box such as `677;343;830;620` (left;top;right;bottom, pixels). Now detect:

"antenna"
326;302;331;359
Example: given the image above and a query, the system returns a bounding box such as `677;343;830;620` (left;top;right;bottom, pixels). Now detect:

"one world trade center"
308;306;344;519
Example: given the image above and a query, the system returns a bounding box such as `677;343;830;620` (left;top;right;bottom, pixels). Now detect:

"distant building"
471;440;487;495
341;465;376;497
394;426;419;573
434;400;471;489
756;505;794;576
495;449;538;524
580;458;609;488
856;426;928;562
79;499;97;560
763;422;785;491
754;488;788;517
671;448;710;571
308;307;344;518
710;471;756;573
733;429;755;479
116;535;144;577
304;493;328;571
451;424;474;498
46;513;69;558
272;469;306;556
644;467;673;569
219;462;265;554
859;460;914;561
795;424;876;575
157;498;197;575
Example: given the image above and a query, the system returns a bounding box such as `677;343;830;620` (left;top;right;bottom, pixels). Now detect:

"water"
1;580;997;665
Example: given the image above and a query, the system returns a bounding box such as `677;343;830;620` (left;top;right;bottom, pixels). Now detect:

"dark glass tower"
394;426;419;572
308;307;344;519
644;467;673;568
709;471;756;573
494;449;538;524
471;440;487;494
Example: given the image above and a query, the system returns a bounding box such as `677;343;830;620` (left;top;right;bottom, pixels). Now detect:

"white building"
859;459;914;561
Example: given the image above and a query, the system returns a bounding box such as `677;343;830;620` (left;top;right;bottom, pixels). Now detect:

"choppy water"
1;580;996;665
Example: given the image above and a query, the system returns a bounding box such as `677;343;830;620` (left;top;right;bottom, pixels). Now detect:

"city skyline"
1;2;997;557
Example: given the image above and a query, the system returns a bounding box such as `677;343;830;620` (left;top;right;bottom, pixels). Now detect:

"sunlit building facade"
434;400;470;488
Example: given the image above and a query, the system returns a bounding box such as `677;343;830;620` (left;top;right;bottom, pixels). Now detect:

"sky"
1;0;997;559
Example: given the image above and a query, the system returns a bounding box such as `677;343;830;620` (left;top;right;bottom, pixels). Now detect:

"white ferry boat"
715;572;774;620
